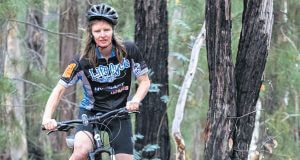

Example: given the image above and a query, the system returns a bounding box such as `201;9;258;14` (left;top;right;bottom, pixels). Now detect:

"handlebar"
42;107;136;134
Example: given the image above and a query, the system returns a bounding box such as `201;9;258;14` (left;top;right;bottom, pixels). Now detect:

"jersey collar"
96;46;116;59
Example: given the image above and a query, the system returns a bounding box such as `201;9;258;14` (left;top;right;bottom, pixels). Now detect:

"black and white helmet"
87;3;118;25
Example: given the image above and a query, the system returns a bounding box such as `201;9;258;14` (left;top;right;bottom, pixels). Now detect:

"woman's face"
91;20;113;48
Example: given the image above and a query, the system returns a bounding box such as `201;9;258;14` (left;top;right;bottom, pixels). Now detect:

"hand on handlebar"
126;100;140;112
42;118;58;130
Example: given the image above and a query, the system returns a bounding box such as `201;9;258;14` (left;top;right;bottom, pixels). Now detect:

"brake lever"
46;129;57;135
44;123;74;135
57;124;74;132
41;125;57;135
60;126;74;132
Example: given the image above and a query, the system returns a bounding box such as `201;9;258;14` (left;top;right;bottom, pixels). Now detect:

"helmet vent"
87;3;118;25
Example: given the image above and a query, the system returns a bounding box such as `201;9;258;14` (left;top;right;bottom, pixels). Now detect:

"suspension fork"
93;124;103;148
88;124;103;160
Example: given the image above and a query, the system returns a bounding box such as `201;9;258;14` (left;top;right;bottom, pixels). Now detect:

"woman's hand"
42;118;58;130
126;100;140;112
126;74;150;112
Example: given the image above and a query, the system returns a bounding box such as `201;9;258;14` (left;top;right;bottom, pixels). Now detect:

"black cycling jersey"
59;41;148;112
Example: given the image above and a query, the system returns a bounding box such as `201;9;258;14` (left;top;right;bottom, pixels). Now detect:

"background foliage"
0;0;299;159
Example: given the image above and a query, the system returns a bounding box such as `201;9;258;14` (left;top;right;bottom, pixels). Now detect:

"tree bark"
192;122;204;160
25;7;45;70
134;0;170;159
4;21;28;160
57;0;79;150
264;0;288;114
168;4;183;81
172;22;206;160
272;0;288;44
247;99;262;160
0;21;6;74
24;3;46;159
293;89;299;149
233;0;273;159
204;0;236;160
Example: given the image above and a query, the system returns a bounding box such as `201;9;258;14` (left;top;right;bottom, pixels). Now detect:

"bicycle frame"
43;107;132;160
66;123;115;159
88;120;115;160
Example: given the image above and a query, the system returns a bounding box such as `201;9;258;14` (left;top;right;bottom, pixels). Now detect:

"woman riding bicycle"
42;3;150;160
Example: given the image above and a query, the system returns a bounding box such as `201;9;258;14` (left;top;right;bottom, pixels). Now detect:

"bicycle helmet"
87;3;118;25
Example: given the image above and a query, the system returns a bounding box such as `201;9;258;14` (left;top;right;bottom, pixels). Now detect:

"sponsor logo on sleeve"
62;63;76;78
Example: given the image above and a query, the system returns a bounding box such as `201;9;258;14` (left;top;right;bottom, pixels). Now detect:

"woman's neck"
99;44;112;60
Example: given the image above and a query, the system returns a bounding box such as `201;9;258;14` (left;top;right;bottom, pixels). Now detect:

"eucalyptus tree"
0;21;5;74
25;2;45;70
57;0;79;151
204;0;273;159
24;2;46;159
262;0;300;158
134;0;170;159
0;0;32;159
4;21;29;160
3;11;29;160
232;0;273;158
204;0;236;159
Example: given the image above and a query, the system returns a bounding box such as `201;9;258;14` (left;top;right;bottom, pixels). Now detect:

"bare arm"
42;83;66;130
126;74;150;111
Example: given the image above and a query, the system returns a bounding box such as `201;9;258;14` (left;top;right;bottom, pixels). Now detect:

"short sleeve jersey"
59;41;148;112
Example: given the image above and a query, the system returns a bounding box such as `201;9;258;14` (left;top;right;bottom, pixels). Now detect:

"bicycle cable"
95;114;125;148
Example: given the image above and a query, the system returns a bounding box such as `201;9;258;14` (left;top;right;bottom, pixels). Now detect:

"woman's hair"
81;20;127;67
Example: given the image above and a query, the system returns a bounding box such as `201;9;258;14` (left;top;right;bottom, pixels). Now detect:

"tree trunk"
247;99;262;160
57;0;79;150
264;0;288;114
192;122;204;160
25;7;45;70
0;20;6;74
78;0;92;32
272;0;288;44
4;21;28;160
293;89;299;148
172;23;206;160
24;4;45;159
204;0;236;160
134;0;170;159
168;5;183;81
233;0;273;159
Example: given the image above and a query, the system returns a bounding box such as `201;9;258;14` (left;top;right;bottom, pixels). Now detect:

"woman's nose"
99;31;106;37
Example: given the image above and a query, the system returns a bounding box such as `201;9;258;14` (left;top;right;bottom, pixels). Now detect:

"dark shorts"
76;108;133;154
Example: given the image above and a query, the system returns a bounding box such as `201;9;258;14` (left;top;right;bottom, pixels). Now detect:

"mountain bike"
42;107;134;160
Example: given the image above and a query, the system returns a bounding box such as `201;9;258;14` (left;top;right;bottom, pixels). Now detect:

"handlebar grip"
41;122;61;131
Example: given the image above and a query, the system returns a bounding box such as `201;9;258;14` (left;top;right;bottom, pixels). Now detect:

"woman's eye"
93;31;100;34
